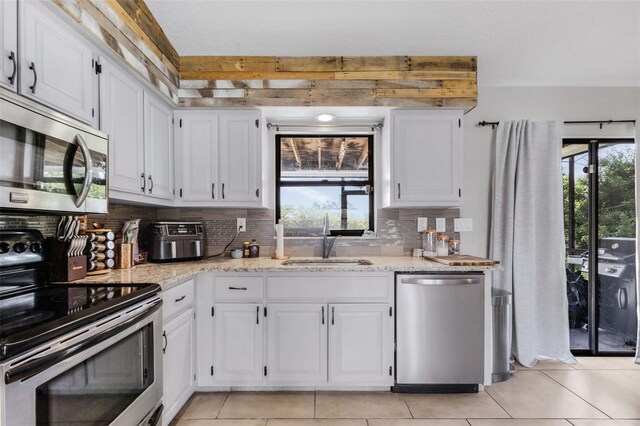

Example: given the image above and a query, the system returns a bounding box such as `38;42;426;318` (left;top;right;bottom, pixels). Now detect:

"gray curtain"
490;120;575;368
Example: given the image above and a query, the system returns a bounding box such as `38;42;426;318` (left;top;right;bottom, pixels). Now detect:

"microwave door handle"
74;134;93;208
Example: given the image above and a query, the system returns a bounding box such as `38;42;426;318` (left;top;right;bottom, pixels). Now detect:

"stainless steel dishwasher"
393;273;485;393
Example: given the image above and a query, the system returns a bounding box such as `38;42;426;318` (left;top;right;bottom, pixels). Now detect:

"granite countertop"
79;256;502;288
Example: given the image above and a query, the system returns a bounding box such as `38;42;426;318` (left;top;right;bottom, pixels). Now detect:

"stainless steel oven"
1;295;163;426
0;88;108;214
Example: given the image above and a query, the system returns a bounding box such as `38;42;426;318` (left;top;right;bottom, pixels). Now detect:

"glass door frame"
564;137;636;356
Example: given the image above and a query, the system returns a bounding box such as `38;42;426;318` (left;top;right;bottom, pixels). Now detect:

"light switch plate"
436;218;446;232
417;217;429;232
454;218;473;232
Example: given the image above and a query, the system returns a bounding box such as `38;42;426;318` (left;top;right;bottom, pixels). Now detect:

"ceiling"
145;0;640;87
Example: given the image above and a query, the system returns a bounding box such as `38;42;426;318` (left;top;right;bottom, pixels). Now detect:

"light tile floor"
171;357;640;426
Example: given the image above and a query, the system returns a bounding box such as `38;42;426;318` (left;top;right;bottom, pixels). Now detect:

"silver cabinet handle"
397;183;401;199
148;175;154;193
211;183;215;199
322;306;325;325
401;277;482;286
222;183;225;199
228;286;247;290
256;306;260;324
618;288;628;309
29;62;37;93
8;52;17;85
174;295;186;303
74;134;93;208
331;306;335;325
162;331;167;354
140;173;146;192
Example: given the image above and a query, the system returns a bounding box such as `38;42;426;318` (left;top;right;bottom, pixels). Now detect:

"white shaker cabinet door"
163;308;195;425
266;304;327;384
0;0;17;92
218;111;261;203
213;304;263;384
99;56;145;196
391;110;463;207
143;92;174;201
328;304;393;385
175;112;218;202
19;0;95;123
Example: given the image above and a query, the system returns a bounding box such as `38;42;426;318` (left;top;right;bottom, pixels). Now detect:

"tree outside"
563;144;636;253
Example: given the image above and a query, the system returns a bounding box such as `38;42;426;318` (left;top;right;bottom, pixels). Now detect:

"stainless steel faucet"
322;213;338;259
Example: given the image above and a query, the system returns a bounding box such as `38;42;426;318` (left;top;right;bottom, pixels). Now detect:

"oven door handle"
4;300;162;385
74;133;94;208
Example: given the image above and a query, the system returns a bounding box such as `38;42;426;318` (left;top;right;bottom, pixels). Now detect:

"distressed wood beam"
288;139;302;170
356;144;369;169
336;139;347;170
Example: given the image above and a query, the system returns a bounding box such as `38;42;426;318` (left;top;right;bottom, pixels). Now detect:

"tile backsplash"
0;204;460;257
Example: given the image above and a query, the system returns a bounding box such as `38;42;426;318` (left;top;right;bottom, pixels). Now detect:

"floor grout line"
539;370;612;419
483;387;514;419
215;391;231;419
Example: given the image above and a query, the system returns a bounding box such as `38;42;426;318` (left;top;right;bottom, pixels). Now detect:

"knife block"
46;238;87;282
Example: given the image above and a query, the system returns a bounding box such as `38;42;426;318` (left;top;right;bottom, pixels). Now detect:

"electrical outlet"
436;218;446;232
417;217;429;232
237;218;246;232
454;218;473;232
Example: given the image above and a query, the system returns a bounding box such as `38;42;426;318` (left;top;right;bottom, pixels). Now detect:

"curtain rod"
266;122;383;131
477;119;636;130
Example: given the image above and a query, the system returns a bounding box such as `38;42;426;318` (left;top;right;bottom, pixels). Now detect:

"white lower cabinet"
266;304;327;384
328;304;393;384
199;273;395;389
162;280;195;425
213;303;263;384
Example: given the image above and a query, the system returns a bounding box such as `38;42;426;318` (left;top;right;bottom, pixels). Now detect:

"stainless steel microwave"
0;88;108;214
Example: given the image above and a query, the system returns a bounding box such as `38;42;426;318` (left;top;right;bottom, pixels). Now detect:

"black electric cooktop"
0;283;160;361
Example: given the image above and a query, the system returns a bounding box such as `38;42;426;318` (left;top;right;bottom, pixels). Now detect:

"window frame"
275;133;375;237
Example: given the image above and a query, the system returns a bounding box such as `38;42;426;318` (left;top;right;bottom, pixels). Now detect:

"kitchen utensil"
54;216;66;239
231;249;243;259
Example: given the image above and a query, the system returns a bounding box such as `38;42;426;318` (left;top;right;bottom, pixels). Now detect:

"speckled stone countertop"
79;257;502;288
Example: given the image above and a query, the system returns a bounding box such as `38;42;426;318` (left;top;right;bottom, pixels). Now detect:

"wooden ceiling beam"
288;139;302;170
336;139;347;170
356;144;369;170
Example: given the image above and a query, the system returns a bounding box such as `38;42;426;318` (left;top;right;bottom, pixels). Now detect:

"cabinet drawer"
163;279;195;320
267;275;391;302
214;277;264;300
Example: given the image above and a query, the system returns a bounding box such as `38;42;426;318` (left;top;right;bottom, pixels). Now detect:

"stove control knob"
13;242;27;253
30;242;42;253
0;242;10;254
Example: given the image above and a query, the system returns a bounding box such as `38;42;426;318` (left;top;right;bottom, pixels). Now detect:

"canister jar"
449;239;461;255
421;229;437;256
436;234;449;256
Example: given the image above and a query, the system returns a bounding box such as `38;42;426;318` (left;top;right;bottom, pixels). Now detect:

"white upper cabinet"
328;304;393;385
218;111;261;202
144;92;174;200
388;110;463;207
266;304;327;384
19;1;96;124
175;113;218;202
0;0;17;92
99;56;145;196
175;110;262;207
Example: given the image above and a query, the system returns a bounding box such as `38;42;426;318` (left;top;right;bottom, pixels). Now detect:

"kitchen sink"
281;258;374;266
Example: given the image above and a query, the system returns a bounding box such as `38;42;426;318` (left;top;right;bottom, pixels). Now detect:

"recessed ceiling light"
315;113;336;122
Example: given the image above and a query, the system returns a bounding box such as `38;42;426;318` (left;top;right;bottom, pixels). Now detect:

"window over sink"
275;134;374;237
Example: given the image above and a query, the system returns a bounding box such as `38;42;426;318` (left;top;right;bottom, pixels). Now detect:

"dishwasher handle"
400;277;482;286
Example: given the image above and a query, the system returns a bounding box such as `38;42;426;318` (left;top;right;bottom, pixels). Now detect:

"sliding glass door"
563;138;637;355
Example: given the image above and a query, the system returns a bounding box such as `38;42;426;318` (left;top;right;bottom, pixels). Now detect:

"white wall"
461;86;640;257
